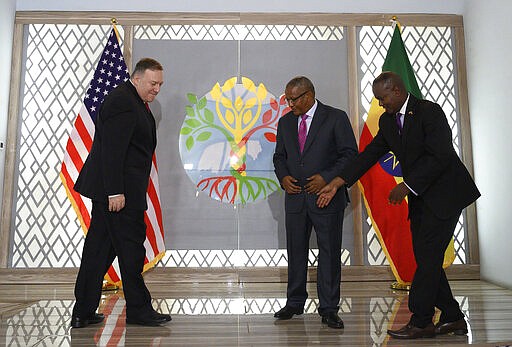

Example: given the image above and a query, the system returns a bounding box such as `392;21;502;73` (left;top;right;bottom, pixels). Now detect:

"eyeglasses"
285;90;309;105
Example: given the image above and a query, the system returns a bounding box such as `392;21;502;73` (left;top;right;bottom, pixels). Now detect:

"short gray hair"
286;76;315;95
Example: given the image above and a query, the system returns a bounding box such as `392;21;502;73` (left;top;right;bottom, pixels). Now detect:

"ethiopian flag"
359;23;455;285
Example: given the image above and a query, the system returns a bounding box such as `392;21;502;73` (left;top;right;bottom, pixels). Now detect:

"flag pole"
388;12;410;287
390;15;398;29
389;16;410;292
111;17;121;41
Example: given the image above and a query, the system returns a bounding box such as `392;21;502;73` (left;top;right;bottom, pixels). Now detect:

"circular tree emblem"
179;76;290;204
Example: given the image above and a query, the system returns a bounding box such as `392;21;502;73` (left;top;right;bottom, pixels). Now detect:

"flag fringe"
59;171;89;235
104;251;166;288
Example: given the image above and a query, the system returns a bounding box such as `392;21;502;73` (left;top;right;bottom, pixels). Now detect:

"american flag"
60;26;165;286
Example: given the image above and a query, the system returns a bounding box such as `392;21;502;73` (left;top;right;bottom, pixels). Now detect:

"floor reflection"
153;296;352;315
2;287;511;346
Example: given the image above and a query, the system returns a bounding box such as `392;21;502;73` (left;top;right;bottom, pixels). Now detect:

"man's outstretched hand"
316;177;346;208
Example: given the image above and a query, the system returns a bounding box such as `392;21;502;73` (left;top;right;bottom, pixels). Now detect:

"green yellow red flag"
358;22;455;285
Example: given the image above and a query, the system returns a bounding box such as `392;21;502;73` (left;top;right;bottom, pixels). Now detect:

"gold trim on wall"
14;11;463;27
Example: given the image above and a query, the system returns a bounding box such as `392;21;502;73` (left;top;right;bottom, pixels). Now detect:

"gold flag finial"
111;18;121;42
390;16;400;30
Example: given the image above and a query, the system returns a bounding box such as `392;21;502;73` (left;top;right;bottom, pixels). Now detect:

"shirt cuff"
403;181;418;196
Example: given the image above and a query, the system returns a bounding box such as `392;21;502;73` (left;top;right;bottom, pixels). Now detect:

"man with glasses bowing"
273;76;357;328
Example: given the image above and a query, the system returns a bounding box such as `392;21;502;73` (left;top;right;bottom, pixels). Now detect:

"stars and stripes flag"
60;25;165;286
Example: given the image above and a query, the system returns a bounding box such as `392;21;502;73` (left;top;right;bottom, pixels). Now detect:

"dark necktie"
396;112;403;135
298;114;309;153
145;102;151;112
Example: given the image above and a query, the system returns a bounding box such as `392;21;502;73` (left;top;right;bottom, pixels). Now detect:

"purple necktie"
298;114;308;153
396;112;403;135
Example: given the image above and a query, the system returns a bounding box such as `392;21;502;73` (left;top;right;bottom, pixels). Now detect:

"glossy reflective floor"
0;280;511;346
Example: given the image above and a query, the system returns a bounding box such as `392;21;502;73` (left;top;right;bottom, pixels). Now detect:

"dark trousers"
285;209;344;315
73;202;152;319
408;201;464;327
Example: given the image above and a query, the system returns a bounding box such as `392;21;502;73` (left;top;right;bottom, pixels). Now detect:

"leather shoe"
387;322;435;339
321;312;344;329
70;313;105;328
126;314;168;326
152;310;172;322
435;318;468;335
274;306;303;320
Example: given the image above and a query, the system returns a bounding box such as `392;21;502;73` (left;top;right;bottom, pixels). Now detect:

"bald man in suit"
318;71;480;339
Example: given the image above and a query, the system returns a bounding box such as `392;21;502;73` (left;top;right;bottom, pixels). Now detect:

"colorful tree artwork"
179;77;290;204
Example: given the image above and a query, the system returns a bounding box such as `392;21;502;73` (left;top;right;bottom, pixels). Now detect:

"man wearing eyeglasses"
273;76;357;329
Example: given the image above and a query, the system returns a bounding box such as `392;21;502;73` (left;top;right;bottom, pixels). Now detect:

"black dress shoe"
435;318;468;335
70;313;105;328
126;314;168;326
152;310;172;322
321;312;344;329
387;322;435;339
274;306;304;320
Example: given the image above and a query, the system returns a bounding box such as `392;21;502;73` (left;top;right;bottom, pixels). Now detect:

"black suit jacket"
273;101;358;214
342;94;480;219
74;81;156;210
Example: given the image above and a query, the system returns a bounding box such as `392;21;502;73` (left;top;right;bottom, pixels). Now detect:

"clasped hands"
281;174;327;195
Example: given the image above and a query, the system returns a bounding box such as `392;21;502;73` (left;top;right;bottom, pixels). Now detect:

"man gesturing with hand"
318;72;480;339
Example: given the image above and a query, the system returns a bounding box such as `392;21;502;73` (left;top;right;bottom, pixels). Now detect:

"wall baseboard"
0;264;480;285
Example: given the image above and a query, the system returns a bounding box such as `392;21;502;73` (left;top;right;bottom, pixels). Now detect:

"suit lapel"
148;108;157;149
142;102;157;148
301;101;326;155
127;81;157;150
382;112;403;151
402;95;418;138
286;114;300;154
392;94;420;162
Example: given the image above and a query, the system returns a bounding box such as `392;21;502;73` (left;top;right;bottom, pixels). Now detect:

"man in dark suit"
318;71;480;339
273;76;357;329
71;58;171;328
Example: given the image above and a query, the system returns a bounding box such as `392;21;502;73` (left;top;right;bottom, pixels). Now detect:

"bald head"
372;71;408;115
373;71;407;94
